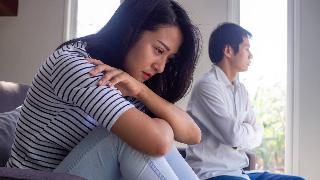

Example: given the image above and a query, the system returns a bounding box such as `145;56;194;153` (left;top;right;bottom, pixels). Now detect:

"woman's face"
123;25;182;82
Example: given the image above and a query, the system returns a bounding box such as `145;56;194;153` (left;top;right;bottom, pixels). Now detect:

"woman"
7;0;201;179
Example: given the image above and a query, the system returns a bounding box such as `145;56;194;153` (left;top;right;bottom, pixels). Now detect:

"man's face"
231;37;253;72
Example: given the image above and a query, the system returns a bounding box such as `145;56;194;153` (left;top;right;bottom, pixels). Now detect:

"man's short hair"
208;22;252;64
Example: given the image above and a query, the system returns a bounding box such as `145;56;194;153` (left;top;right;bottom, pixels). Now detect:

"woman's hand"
88;58;143;97
87;58;201;145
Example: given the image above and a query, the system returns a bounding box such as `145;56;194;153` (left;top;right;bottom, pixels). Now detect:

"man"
185;22;304;180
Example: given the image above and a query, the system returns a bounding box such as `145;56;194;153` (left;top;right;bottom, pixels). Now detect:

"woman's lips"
142;72;152;80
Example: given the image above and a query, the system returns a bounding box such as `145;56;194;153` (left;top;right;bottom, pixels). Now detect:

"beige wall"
175;0;228;109
297;0;320;179
0;0;319;179
0;0;65;84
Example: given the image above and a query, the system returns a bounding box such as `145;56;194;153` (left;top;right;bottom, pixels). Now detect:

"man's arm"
189;80;262;149
240;106;263;150
240;90;264;150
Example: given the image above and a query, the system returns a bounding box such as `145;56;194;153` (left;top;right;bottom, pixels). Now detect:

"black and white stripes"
6;41;140;171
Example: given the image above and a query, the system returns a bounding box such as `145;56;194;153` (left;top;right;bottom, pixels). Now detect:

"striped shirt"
6;41;143;171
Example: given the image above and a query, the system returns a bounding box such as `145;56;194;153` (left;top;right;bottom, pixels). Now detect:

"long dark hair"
59;0;201;103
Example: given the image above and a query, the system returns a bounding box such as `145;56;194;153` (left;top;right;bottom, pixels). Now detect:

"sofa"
0;81;256;179
0;81;85;180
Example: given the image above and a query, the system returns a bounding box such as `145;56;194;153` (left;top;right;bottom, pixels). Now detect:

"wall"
0;0;319;179
175;0;228;109
0;0;65;84
298;0;320;179
0;0;227;107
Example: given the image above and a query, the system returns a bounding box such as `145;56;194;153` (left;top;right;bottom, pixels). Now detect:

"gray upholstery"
0;81;85;180
0;81;29;166
0;108;20;166
0;167;86;180
0;81;30;113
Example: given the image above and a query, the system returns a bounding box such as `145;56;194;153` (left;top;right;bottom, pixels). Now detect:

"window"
64;0;120;40
239;0;287;173
76;0;120;37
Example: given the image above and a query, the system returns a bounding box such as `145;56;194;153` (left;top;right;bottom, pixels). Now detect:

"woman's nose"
153;58;166;73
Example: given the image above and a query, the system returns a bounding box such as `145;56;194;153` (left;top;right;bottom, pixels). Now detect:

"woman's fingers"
87;58;103;65
89;64;110;76
86;58;132;88
88;58;109;75
98;68;123;86
108;72;127;86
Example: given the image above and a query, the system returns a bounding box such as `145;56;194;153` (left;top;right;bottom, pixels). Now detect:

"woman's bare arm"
136;84;201;144
89;59;201;145
111;108;174;156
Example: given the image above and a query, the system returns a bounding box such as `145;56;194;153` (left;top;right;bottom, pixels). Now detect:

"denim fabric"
206;172;305;180
248;172;304;180
54;127;199;180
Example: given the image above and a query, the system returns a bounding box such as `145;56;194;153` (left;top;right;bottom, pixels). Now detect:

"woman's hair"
208;22;251;64
59;0;201;103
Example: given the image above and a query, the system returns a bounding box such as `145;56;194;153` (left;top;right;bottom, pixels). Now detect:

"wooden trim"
0;0;18;16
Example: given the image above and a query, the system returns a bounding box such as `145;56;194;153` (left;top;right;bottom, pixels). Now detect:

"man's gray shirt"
185;65;263;180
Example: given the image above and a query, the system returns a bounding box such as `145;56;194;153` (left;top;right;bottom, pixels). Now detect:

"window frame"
64;0;301;174
63;0;78;41
227;0;301;174
63;0;123;41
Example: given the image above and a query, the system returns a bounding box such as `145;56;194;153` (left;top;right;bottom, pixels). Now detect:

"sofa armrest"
0;81;30;113
0;167;86;180
243;152;256;171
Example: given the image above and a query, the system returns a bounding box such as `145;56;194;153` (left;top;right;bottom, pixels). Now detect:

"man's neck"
216;62;238;85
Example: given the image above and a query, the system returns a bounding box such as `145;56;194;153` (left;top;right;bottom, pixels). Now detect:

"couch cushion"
0;107;20;167
0;81;30;113
0;167;86;180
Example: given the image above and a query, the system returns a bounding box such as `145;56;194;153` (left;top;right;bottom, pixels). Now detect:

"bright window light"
76;0;120;37
240;0;287;173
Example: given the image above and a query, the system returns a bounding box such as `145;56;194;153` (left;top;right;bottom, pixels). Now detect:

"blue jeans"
53;127;199;180
207;172;304;180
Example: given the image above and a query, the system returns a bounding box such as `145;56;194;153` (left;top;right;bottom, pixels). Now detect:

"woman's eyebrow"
157;40;170;51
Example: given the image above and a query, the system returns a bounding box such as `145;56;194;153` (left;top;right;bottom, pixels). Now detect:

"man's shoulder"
195;72;223;90
190;74;225;100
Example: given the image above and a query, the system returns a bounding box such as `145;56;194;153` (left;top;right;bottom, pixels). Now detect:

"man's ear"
223;45;234;58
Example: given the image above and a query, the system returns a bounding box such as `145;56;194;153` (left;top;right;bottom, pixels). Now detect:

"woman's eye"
154;47;164;55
